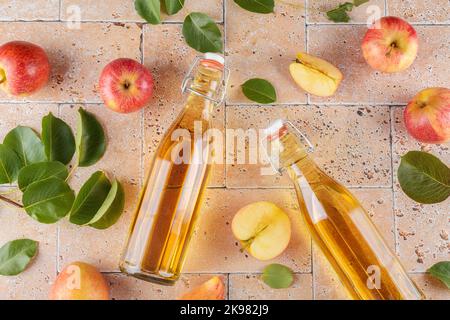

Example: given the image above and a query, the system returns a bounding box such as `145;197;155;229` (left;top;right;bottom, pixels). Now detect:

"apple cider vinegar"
263;120;424;300
120;54;227;285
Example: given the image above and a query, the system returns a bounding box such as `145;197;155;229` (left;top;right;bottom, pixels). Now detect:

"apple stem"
240;225;269;252
0;195;23;209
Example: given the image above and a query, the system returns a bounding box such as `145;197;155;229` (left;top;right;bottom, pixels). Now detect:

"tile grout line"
140;25;145;188
0;101;410;107
56;104;62;275
58;0;62;21
390;107;400;255
223;0;228;189
305;0;315;300
227;273;230;300
305;0;312;106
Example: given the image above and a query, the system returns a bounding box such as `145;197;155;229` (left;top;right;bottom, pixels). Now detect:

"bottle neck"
285;155;318;182
184;63;223;121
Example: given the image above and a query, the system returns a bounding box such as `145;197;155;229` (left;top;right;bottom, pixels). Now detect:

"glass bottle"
263;120;424;300
120;53;228;285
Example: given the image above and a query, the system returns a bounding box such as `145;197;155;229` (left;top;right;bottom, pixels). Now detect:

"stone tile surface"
307;0;385;23
229;273;313;300
0;22;141;103
307;25;450;104
387;0;450;23
0;0;60;21
108;274;228;300
392;107;449;273
184;188;312;273
226;105;392;188
61;0;223;22
0;0;449;301
225;1;307;104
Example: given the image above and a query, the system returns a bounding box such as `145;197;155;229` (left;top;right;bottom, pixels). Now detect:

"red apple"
404;88;450;144
362;17;418;73
0;41;50;96
99;58;154;113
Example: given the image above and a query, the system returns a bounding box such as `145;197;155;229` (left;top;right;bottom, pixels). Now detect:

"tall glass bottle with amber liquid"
120;53;228;285
263;120;424;300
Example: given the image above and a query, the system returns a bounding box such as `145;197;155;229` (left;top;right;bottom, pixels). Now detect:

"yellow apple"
289;52;343;97
232;201;291;261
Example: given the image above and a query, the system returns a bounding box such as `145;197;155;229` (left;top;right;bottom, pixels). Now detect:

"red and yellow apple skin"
99;58;154;113
179;277;225;300
404;88;450;144
362;17;418;73
49;262;110;300
0;41;50;96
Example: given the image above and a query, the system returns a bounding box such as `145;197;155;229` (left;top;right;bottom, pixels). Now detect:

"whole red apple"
99;58;154;113
362;17;418;73
404;88;450;144
0;41;50;96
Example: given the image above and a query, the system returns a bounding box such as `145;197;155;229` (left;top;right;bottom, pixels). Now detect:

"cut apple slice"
289;52;343;97
178;276;225;300
232;201;292;261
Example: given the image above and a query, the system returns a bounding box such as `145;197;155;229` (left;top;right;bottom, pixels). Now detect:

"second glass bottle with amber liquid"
120;53;227;285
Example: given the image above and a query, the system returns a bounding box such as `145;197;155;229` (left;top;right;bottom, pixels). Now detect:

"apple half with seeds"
289;52;343;97
232;201;291;261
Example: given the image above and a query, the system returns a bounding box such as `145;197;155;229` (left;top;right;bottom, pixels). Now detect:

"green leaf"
89;179;125;230
0;144;21;184
41;112;76;165
353;0;369;6
18;161;68;192
182;12;223;53
23;177;75;224
76;108;106;167
0;239;38;276
326;2;354;23
428;261;450;289
241;78;277;104
162;0;184;15
3;126;46;166
398;151;450;204
233;0;275;14
262;263;294;289
135;0;161;25
69;171;112;225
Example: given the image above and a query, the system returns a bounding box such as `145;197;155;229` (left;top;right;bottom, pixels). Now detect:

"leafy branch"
0;108;125;230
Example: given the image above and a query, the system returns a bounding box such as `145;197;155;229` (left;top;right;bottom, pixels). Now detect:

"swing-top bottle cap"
203;53;225;67
264;119;288;142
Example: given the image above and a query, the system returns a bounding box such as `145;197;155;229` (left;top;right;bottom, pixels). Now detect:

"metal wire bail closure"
181;55;230;106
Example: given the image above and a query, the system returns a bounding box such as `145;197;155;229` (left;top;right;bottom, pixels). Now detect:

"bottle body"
288;159;424;300
120;56;224;285
264;120;424;300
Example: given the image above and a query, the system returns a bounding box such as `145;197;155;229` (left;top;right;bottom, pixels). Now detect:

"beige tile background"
0;0;448;300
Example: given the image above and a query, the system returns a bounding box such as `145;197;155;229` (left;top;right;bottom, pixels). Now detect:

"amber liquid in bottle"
265;121;424;300
120;56;224;285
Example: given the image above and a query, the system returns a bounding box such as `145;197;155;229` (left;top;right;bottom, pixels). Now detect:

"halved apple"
289;52;343;97
232;201;291;261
